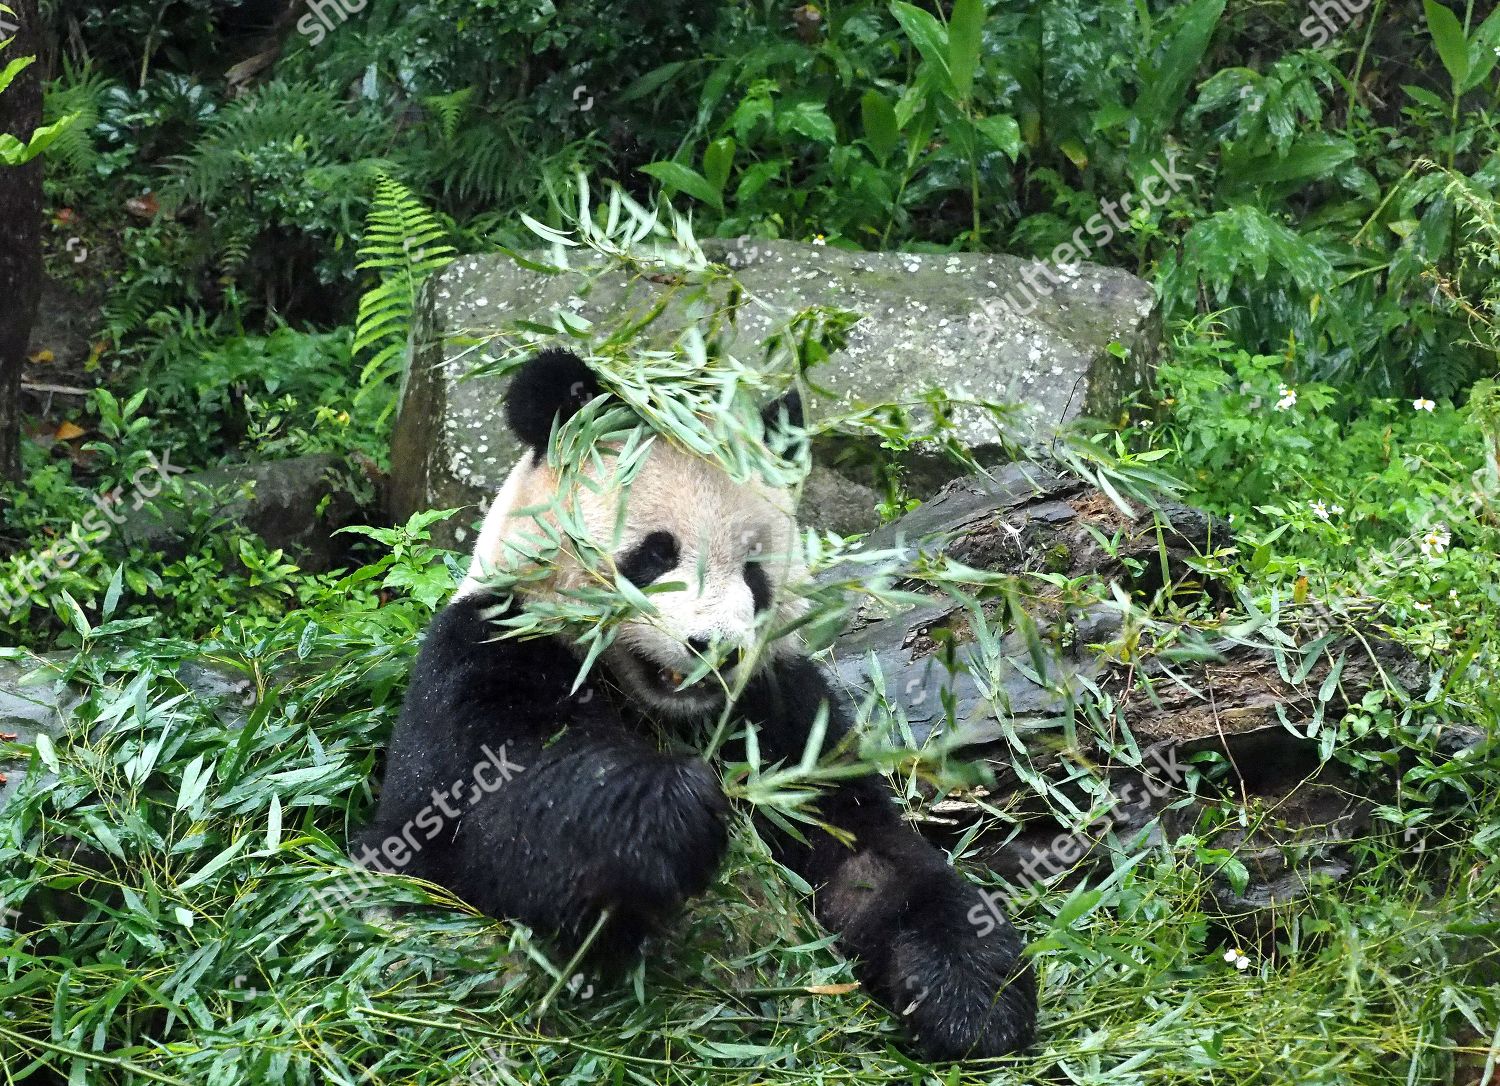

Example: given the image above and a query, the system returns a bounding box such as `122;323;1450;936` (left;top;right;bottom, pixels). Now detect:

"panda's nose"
688;637;741;672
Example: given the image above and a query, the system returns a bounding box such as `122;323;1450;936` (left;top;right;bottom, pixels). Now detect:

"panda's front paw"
594;755;729;916
879;916;1036;1061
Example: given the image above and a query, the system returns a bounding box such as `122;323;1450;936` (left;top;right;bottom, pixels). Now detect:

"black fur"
743;561;773;614
761;388;805;458
356;349;1037;1060
355;592;730;965
616;530;681;588
360;593;1036;1058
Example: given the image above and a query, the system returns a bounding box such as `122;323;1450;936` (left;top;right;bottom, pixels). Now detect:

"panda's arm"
740;655;1038;1060
441;721;730;966
357;594;729;964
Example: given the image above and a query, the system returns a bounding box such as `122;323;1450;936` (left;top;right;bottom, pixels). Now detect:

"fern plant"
163;80;398;301
353;176;457;423
421;87;474;143
40;60;109;190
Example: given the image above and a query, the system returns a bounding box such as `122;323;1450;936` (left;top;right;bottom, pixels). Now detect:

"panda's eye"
617;530;680;587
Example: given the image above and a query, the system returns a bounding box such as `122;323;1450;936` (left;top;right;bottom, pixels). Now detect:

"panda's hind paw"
881;917;1037;1061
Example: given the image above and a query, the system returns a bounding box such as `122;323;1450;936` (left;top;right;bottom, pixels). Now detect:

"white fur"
456;456;539;601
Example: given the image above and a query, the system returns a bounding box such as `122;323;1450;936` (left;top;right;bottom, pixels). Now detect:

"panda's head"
457;349;809;720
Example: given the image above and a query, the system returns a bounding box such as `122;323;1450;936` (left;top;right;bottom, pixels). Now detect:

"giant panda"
357;348;1037;1060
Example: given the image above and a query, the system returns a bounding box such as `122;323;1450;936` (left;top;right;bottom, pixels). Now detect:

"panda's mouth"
625;652;723;700
645;660;711;696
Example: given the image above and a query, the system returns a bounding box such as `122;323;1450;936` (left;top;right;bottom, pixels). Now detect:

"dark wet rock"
820;464;1230;750
0;654;76;814
0;654;253;818
823;465;1430;919
118;454;365;572
801;466;885;537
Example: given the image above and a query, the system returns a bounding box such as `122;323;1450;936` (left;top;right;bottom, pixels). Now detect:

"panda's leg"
447;728;731;967
741;656;1038;1061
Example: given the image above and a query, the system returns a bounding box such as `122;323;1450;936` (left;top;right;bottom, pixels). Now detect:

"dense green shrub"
34;0;1500;399
625;0;1498;395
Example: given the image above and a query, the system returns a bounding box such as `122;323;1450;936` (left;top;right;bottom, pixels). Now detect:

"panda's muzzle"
647;641;743;694
649;662;709;694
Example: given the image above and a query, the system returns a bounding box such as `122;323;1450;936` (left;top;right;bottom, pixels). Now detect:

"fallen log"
816;463;1436;924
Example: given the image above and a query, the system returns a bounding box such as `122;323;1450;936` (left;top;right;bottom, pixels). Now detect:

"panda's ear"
504;349;604;452
760;389;805;456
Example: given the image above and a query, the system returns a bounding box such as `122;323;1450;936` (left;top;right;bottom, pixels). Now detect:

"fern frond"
422;88;474;143
164;80;390;211
42;60;108;181
353;176;458;421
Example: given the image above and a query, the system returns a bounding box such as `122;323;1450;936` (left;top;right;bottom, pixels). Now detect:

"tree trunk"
0;0;44;483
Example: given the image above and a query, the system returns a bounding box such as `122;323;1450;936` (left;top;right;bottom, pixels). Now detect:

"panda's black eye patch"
744;561;772;614
617;531;680;587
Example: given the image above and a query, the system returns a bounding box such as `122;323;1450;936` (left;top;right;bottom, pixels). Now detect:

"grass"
1;493;1497;1085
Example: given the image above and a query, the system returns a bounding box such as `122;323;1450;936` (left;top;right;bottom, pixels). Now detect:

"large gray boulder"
390;240;1158;548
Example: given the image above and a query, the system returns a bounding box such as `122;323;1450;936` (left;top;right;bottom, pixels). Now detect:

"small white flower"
1331;504;1346;516
1449;589;1459;600
1222;948;1252;970
1275;385;1297;411
1419;525;1451;558
1310;501;1330;521
812;234;827;246
1413;397;1436;412
1413;601;1432;612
